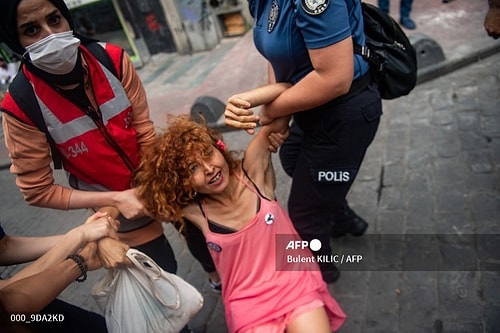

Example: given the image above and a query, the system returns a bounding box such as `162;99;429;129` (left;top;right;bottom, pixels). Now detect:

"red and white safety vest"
2;44;139;191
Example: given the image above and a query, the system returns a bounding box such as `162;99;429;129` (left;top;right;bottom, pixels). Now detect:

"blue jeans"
378;0;413;18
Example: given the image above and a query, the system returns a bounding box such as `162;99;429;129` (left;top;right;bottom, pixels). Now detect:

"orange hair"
134;115;240;225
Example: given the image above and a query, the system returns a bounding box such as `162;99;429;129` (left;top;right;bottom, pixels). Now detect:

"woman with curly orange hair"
134;83;346;333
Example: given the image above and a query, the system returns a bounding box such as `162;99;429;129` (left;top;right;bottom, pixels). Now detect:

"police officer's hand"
265;116;290;153
267;131;289;153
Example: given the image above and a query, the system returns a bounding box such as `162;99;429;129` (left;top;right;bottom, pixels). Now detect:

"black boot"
330;206;368;238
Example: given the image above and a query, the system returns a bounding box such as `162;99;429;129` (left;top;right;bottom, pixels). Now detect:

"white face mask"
24;31;81;75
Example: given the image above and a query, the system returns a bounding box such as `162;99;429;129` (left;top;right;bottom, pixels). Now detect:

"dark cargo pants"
279;80;382;273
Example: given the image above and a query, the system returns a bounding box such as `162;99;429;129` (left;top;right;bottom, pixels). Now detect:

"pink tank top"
202;173;346;332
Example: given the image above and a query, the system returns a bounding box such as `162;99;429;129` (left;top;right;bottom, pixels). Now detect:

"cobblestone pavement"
1;0;499;332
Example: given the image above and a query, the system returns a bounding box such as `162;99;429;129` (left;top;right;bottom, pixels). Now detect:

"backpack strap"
352;1;383;71
353;43;382;71
84;42;118;78
8;70;64;169
7;42;118;169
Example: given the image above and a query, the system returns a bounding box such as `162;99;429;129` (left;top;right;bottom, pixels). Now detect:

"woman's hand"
114;188;149;220
67;212;119;249
69;212;121;270
79;210;131;269
225;95;260;135
78;242;101;271
97;237;131;268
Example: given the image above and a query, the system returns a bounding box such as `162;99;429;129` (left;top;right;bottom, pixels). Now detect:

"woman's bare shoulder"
182;203;204;225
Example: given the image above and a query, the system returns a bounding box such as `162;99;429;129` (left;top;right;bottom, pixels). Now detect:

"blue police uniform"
249;0;383;282
251;0;369;82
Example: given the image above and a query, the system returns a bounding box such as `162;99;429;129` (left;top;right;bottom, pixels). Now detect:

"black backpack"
353;2;417;99
6;42;118;169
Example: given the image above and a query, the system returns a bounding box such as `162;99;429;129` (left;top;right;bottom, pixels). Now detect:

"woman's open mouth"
209;171;222;184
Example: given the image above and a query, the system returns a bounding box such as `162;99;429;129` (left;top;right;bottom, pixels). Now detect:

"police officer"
225;0;382;282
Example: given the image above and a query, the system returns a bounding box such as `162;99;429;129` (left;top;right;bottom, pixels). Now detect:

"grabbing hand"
265;116;290;153
71;212;119;244
97;237;131;268
78;242;101;271
225;95;260;135
114;188;149;220
267;130;289;153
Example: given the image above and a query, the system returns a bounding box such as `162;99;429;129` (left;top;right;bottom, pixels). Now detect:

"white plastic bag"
91;249;204;333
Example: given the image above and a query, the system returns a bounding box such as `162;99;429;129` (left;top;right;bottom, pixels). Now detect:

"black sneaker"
330;207;368;238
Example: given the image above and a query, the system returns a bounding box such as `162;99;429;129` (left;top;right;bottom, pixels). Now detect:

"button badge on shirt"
207;241;222;252
264;213;275;225
268;0;279;32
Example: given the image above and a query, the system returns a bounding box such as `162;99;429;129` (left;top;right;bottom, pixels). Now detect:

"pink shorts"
240;299;325;333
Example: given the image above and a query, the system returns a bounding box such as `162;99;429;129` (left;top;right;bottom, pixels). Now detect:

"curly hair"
134;115;240;225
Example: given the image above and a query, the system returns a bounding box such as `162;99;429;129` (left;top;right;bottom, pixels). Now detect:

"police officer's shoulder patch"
301;0;329;15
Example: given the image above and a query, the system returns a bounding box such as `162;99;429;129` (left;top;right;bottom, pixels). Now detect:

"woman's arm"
261;38;354;124
69;52;155;219
0;212;118;289
2;115;148;220
226;83;291;193
120;50;156;154
225;82;291;134
0;212;121;314
0;234;61;266
2;114;71;209
59;51;157;220
243;117;290;195
224;38;354;129
0;237;109;315
0;256;87;314
2;52;155;219
95;206;131;269
226;82;291;114
68;187;148;220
